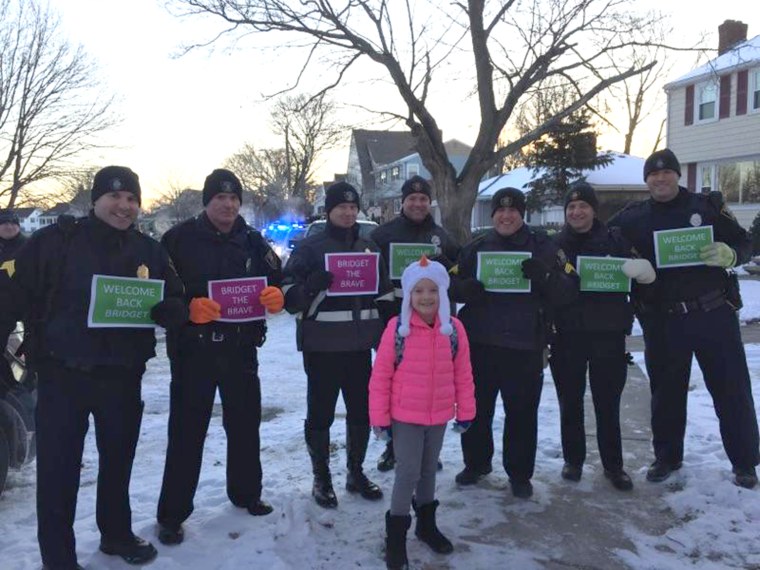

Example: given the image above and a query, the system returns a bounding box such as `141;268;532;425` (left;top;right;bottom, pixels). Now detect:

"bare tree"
0;0;118;208
224;143;288;206
271;93;344;201
153;182;203;226
57;167;98;216
171;0;670;242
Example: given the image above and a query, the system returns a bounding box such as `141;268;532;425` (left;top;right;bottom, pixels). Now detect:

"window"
717;159;760;203
391;166;400;180
407;163;420;177
751;69;760;112
699;164;715;194
393;198;402;214
696;80;718;121
380;170;387;184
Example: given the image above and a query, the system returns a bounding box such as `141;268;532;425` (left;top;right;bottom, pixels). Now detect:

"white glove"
622;259;656;285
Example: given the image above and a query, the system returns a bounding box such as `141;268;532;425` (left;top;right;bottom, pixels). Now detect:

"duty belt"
661;289;726;315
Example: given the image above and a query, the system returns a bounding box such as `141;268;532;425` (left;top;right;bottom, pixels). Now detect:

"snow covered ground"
1;282;760;569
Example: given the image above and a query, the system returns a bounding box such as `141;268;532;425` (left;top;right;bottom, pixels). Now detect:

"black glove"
304;269;334;295
521;258;550;283
458;277;487;304
429;253;454;271
150;298;189;329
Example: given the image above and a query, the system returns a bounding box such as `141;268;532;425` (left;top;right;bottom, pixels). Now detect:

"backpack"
393;317;458;368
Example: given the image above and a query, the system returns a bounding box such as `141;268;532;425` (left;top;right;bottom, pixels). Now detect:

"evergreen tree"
749;210;760;255
524;109;613;212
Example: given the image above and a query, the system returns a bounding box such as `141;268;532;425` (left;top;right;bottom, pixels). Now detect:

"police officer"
283;182;393;508
0;166;187;569
609;148;759;489
0;208;26;381
369;175;460;471
550;182;656;491
453;187;578;498
0;208;26;281
156;169;285;545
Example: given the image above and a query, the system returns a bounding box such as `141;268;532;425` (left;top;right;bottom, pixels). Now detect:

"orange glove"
259;286;284;314
189;297;221;324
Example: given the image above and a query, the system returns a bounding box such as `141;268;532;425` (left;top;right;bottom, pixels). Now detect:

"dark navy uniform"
454;225;577;485
0;213;184;569
283;220;393;502
609;188;759;473
550;220;635;474
0;231;26;282
156;213;282;527
370;212;460;317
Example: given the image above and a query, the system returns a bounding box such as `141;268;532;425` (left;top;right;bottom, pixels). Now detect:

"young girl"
369;256;475;570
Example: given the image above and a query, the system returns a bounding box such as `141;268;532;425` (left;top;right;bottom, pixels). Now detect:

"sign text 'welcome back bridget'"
654;226;713;268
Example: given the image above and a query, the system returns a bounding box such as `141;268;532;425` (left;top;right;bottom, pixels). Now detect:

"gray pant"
390;421;447;516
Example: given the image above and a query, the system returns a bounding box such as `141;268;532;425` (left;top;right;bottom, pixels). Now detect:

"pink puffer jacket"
369;313;476;427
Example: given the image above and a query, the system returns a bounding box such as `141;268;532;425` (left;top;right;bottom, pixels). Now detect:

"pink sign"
208;277;268;322
325;252;380;296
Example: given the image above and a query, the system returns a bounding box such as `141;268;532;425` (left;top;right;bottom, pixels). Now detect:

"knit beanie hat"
92;166;141;206
203;168;243;206
0;209;20;225
325;181;360;214
643;148;681;181
398;256;452;338
564;181;599;211
490;187;526;218
401;175;432;201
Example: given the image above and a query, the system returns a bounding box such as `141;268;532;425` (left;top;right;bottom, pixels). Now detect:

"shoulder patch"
1;259;15;278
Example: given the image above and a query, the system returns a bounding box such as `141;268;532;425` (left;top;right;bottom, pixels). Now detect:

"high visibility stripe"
297;309;379;322
393;287;403;298
376;291;396;302
282;283;296;294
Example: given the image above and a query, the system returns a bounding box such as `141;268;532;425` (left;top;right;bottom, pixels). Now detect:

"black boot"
305;423;338;508
377;440;396;472
385;511;411;570
346;423;383;501
99;534;158;565
413;500;453;554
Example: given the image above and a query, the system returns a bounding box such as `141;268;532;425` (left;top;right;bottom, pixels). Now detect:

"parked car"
304;219;379;240
1;324;36;497
280;226;307;265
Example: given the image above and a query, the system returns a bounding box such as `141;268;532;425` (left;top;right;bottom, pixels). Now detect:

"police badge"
111;178;123;191
344;191;355;202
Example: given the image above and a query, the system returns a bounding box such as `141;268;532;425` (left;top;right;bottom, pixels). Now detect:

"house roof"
352;130;418;183
41;202;73;216
443;139;473;156
665;34;760;88
477;153;647;199
12;207;39;218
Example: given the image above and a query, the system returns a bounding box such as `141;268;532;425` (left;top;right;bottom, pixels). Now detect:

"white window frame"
407;163;420;177
695;79;718;123
750;68;760;114
698;163;716;193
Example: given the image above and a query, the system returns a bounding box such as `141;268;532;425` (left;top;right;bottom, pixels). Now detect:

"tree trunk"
435;174;478;246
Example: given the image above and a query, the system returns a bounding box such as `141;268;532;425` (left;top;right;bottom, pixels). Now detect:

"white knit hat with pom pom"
398;256;452;338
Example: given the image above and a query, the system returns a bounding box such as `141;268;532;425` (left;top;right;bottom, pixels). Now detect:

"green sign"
654;226;713;268
577;256;631;293
477;251;531;293
389;243;437;279
88;274;165;328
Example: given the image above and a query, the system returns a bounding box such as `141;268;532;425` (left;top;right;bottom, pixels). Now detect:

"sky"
2;279;760;568
44;0;760;208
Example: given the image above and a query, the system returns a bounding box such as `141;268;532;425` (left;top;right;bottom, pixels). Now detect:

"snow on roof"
665;34;760;88
477;153;646;199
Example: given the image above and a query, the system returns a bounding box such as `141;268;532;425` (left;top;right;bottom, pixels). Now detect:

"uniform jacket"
608;188;750;305
0;233;26;288
552;220;635;333
0;213;184;369
161;213;282;353
369;314;475;427
370;213;460;312
282;221;394;352
454;225;578;350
